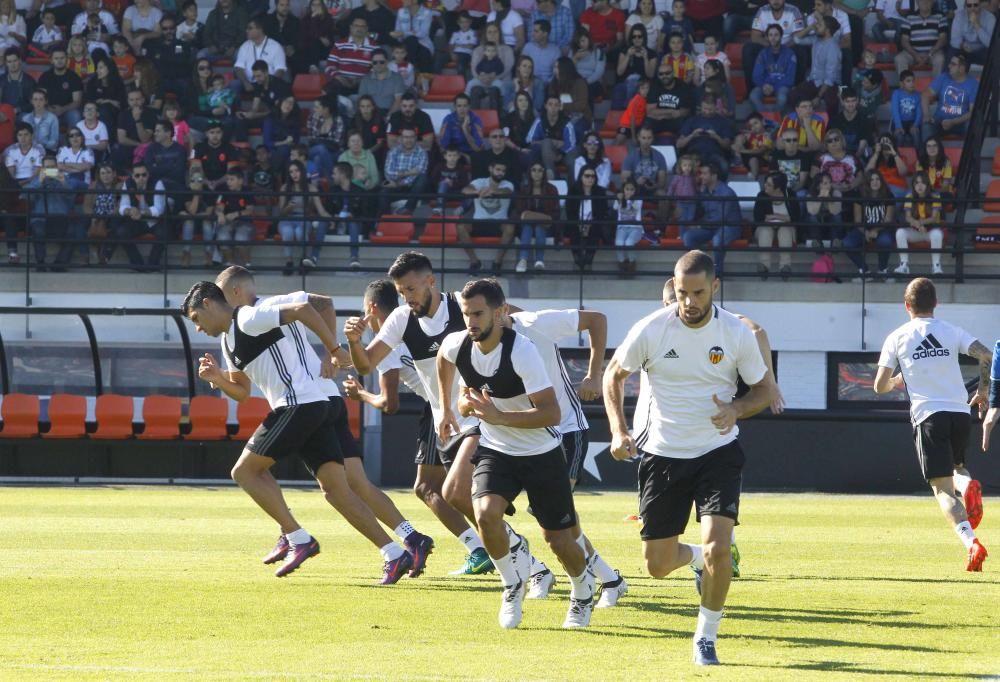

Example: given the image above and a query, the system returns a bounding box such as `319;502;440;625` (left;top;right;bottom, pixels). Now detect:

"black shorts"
329;396;361;460
563;429;589;487
414;402;441;466
247;400;343;477
913;411;970;480
437;425;480;468
472;221;509;238
637;440;745;541
471;445;576;531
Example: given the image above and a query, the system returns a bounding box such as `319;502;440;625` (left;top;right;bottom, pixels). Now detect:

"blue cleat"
450;546;495;575
693;638;720;665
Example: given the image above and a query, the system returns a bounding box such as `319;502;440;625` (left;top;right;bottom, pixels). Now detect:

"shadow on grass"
626;600;933;630
732;661;963;677
780;574;1000;586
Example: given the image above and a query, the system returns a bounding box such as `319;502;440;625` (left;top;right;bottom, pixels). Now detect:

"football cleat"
403;532;434;578
274;537;319;577
596;571;628;608
967;539;988;572
526;569;555;599
449;547;495;575
693;638;720;665
379;551;414;585
562;595;593;629
964;479;984;530
262;534;289;565
499;580;525;629
731;542;742;578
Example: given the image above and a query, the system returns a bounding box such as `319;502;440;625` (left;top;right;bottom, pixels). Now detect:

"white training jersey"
878;317;976;425
511;309;588;435
258;292;339;398
377;343;431;402
615;304;767;460
440;328;559;457
373;292;477;432
221;303;327;409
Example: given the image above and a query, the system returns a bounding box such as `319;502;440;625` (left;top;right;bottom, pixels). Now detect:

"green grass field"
1;486;998;682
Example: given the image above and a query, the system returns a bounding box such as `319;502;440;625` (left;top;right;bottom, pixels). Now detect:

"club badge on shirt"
709;346;724;364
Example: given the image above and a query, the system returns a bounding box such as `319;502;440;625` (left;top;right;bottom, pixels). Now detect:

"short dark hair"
700;161;720;178
334;161;353;177
823;15;841;34
674;250;716;280
388;251;433;279
371;47;388;60
904;277;936;314
840;86;858;100
216;265;254;289
156;119;174;136
534;19;551;34
401;91;418;103
460;278;505;308
16;121;32;135
252;59;269;73
900;69;915;81
365;279;400;312
765;22;783;36
181;281;227;316
4;47;19;60
454;92;470;105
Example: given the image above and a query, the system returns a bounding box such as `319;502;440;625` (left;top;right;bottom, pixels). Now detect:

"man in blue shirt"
531;0;573;51
787;15;841;116
682;162;741;273
521;20;561;83
437;93;485;157
749;24;796;113
677;98;735;178
922;53;978;140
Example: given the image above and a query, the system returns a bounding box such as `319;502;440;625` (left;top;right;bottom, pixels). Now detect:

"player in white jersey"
343;278;490;574
499;307;627;607
438;279;595;630
603;251;773;666
875;278;990;572
214;267;435;583
181;281;414;583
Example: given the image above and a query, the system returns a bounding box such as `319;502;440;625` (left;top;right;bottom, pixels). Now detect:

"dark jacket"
752;189;801;225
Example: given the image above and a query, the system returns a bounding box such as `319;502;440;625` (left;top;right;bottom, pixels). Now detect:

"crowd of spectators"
0;0;994;277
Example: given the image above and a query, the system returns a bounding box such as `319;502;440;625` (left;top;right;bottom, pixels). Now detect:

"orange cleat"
964;479;984;529
967;539;988;572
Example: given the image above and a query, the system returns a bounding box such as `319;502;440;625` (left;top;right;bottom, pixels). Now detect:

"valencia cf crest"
708;346;724;364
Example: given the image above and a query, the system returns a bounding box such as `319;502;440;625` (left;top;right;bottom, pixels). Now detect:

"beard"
411;289;433;318
469;319;494;342
679;302;712;326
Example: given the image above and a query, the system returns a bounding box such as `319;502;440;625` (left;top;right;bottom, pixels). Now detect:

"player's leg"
698;514;735;611
949;413;983;528
231;449;300;533
442;435;479;523
638;453;702;579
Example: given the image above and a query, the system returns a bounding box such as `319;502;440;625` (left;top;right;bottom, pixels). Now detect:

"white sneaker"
499;580;525;629
515;258;528;273
893;263;909;275
533;260;545;270
509;534;531;582
562;592;594;629
526;569;555;599
349;260;361;270
596;571;628;608
932;263;944;275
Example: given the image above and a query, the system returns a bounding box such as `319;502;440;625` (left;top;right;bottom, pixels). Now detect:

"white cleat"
596;571;628;608
499;580;525;629
526;569;555;599
893;263;910;275
562;593;594;629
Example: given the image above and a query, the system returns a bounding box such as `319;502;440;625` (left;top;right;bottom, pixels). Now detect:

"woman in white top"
0;0;26;52
123;0;163;52
57;128;95;184
486;0;524;52
625;0;663;52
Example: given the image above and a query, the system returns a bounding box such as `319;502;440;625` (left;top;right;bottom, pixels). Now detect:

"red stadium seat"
943;147;961;169
600;111;624;139
423;75;466;102
42;394;86;439
234;397;269;441
92;394;135;440
185;396;229;441
897;147;917;174
604;144;629;173
292;73;327;101
914;76;934;94
0;393;40;438
993;148;1000;176
474;109;500;133
370;221;415;244
137;395;182;440
731;75;747;103
986;180;1000;213
419;221;458;244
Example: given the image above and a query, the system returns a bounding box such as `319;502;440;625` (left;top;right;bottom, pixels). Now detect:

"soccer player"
182;281;414;583
500;305;628;606
874;277;990;572
438;278;595;629
343;278;490;575
213;267;435;581
603;250;773;665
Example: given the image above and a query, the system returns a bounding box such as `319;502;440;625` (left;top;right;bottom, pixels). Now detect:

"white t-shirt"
511;309;588;435
449;28;478;55
373;292;477;432
377;344;430;402
752;5;804;45
486;10;524;47
471;178;514;220
56;146;95;183
440;329;559;456
72;9;119;36
800;7;851;44
221;303;327;409
235;37;288;75
5;144;44;181
878;317;976;425
76;120;110;149
258;291;340;398
876;0;904;21
123;5;163;33
614;304;767;459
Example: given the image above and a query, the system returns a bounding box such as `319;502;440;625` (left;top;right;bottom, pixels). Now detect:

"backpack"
810;253;835;283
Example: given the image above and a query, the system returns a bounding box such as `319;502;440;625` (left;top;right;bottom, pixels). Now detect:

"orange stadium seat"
605;144;629;173
993;148;1000;176
137;395;182;440
91;394;135;440
234;397;269;441
986;180;1000;212
600;112;624;139
370;221;415;244
42;394;86;439
185;396;229;441
1;394;40;438
724;42;742;70
731;75;747;103
292;73;327;101
898;147;917;173
474;109;500;133
419;221;458;244
424;75;466;102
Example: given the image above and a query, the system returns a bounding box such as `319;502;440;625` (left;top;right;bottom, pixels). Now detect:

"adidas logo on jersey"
479;383;492;393
428;342;441;352
663;349;679;359
912;334;950;360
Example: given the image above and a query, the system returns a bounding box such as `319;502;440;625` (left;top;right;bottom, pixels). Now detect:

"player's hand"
320;352;336;379
331;345;354;370
577;374;601;401
458;386;475;418
438;408;460;442
982;406;999;451
771;385;786;414
710;393;739;435
609;430;637;460
969;388;989;420
465;387;502;424
343;314;369;343
342;375;362;401
197;353;223;383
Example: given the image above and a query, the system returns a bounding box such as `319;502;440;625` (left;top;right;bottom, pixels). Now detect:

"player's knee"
543;530;578;559
703;540;731;573
645;557;672;579
474;505;503;532
413;478;437;503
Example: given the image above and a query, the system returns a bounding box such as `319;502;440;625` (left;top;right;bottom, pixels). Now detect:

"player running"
874;277;990;572
603;251;773;665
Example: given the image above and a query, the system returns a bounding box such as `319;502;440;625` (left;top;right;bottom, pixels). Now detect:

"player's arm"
276;302;338;356
964;339;993;417
873;365;903;394
603;357;636;460
197;352;252;402
343;313;392;375
303;292;351;375
466;385;560;429
436;349;460;440
343;370;400;414
577;310;607;401
982;341;1000;451
737;314;785;414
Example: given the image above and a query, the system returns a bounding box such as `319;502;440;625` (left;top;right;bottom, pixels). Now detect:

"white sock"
529;553;549;577
575;533;587;553
505;523;519;549
393;520;416;541
955;521;976;550
568;568;593;599
379;542;404;562
493;551;520;587
954;472;972;496
588;550;619;584
458;528;484;552
694;606;723;642
286;528;311;545
730;528;737;544
686;544;705;570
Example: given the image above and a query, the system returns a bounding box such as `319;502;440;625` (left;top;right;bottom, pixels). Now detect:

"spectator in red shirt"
325;16;377;95
580;0;625;52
